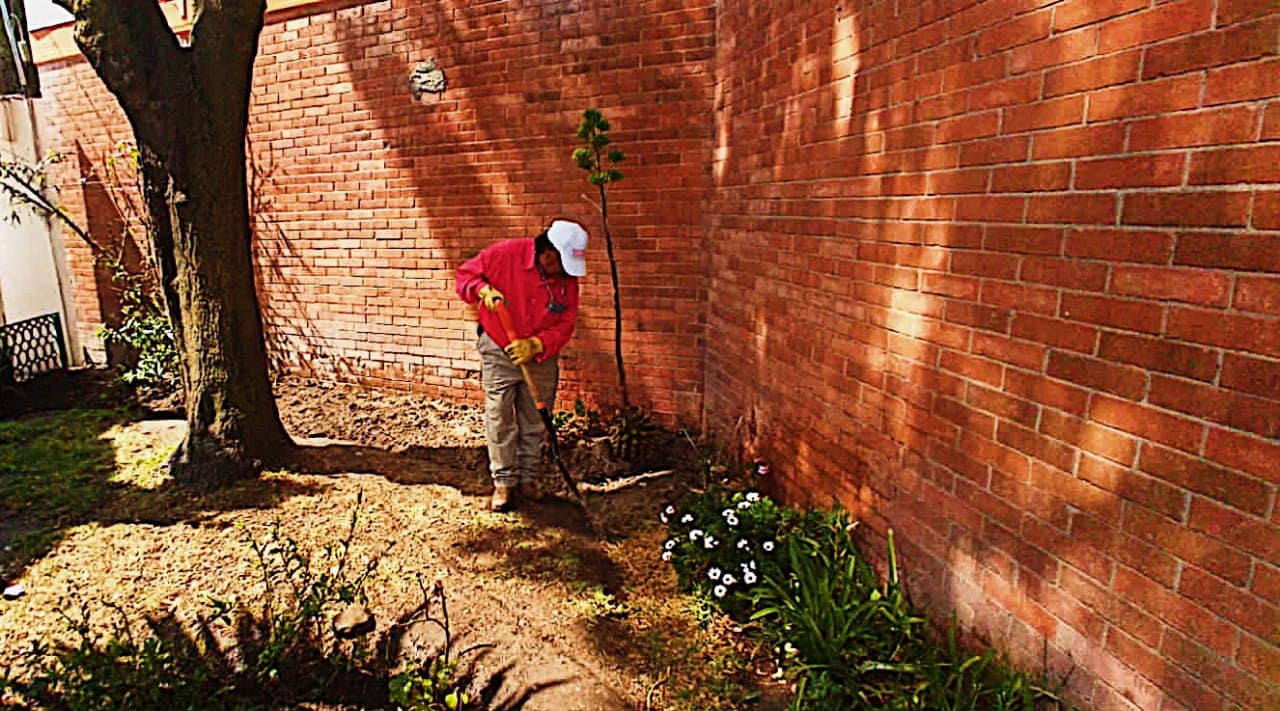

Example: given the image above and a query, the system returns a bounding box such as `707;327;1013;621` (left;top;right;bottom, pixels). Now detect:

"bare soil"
0;373;780;710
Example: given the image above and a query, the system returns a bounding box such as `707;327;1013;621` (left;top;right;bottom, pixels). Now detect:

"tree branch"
52;0;192;153
190;0;267;129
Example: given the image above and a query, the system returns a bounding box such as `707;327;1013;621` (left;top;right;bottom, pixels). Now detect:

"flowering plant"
659;486;788;619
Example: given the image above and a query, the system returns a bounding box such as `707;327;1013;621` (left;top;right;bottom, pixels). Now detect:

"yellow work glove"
504;337;543;366
477;284;504;311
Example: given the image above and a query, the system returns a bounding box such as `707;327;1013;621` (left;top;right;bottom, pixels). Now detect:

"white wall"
0;95;77;361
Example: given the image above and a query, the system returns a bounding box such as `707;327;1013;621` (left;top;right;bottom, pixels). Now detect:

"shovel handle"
492;301;547;408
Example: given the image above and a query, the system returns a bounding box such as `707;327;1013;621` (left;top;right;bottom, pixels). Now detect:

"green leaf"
607;150;625;163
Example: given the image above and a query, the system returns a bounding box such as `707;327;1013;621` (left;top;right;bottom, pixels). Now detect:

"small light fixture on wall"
410;57;447;102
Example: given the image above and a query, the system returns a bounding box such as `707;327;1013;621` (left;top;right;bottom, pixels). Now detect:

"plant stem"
595;148;629;408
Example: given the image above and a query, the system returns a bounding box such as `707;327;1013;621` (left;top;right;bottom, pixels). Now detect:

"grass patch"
0;409;124;578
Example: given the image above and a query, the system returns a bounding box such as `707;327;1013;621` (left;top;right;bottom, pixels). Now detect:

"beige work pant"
478;332;558;487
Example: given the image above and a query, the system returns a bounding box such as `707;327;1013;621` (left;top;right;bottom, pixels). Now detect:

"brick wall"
706;1;1278;709
35;0;716;422
34;0;1279;708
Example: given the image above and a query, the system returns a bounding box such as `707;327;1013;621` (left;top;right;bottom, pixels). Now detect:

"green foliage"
96;267;178;393
659;489;1076;711
661;486;789;620
388;577;483;711
573;108;625;186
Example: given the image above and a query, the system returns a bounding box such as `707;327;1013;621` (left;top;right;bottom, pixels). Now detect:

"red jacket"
455;238;580;361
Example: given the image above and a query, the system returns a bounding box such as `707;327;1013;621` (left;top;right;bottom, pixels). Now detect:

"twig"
578;469;675;494
643;669;669;711
578;192;601;213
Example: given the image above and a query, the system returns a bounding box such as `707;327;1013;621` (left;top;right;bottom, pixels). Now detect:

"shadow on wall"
75;141;145;366
706;2;1275;709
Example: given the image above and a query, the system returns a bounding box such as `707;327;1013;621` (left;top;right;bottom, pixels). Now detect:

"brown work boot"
518;479;545;503
490;483;517;512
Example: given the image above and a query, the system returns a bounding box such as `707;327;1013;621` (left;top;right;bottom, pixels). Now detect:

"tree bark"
58;0;292;489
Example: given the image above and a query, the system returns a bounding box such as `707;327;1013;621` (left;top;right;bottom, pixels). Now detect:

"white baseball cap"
547;219;588;277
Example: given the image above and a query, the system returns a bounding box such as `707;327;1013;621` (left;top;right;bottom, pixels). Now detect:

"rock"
3;583;24;600
333;603;375;639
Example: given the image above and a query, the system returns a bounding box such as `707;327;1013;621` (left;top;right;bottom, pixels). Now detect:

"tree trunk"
54;0;292;489
154;130;293;490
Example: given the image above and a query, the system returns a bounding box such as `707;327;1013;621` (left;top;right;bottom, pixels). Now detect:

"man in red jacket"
455;220;588;512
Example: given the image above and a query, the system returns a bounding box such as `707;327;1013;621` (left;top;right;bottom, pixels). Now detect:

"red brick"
1179;565;1278;639
1097;0;1215;54
1265;101;1280;140
1112;566;1238;650
940;348;1005;387
1089;395;1205;452
1143;18;1280;79
967;384;1040;427
1129;106;1260;152
1087;74;1202;121
1060;293;1164;334
1078;454;1188;519
1099;333;1217;382
956;195;1026;222
945;299;1014;334
1002;96;1085;134
1254;563;1280;601
1064;229;1174;264
1255;190;1280;230
1234;276;1280;316
1221;353;1280;400
1218;0;1280;25
1205;57;1280;105
922;273;980;300
973;331;1048;370
1127;504;1253;584
1053;0;1148;32
958;135;1029;166
983;226;1063;254
951;250;1021;279
1190;145;1280;186
1041;409;1139;464
927;167;991;194
1123;191;1251;228
1047;350;1148;400
1026;194;1118;224
977;10;1052;55
1204;427;1280;482
1009;29;1097;75
991;162;1072;192
1174;232;1280;271
1020;256;1109;291
1043;50;1142;98
969;75;1042;111
1005;368;1092;415
1150;374;1280;439
1188;496;1280;562
1141;445;1272;516
1075;153;1186;190
1109;266;1232;307
1236;633;1280;683
981;281;1060;315
1168;307;1280;357
997;421;1078;472
1031;124;1126;159
943;54;1009;91
1011;312;1100;352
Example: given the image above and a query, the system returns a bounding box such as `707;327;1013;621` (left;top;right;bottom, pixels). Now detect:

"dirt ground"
0;373;779;710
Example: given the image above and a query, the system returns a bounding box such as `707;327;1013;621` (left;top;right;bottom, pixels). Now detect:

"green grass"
0;408;125;578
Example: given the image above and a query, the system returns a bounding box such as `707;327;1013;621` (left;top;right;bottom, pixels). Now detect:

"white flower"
746;492;760;502
722;574;736;586
737;500;751;510
703;536;718;549
722;508;734;518
713;585;727;598
664;538;677;550
737;539;750;550
690;529;703;540
680;514;694;524
665;505;676;515
661;551;673;561
743;571;757;584
659;511;669;523
707;567;722;581
762;541;775;552
725;514;739;526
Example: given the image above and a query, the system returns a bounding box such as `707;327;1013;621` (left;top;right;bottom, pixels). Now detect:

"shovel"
491;301;588;513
